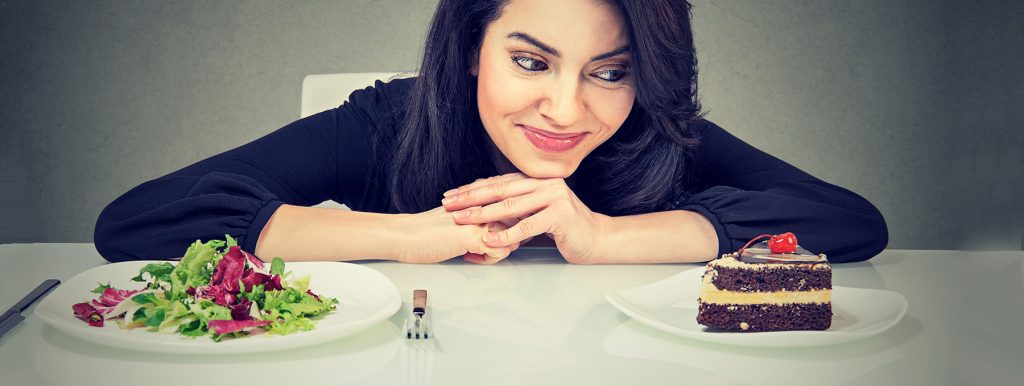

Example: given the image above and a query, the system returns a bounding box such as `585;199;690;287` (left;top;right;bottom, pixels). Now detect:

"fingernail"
441;196;457;205
452;210;469;219
484;233;499;243
443;189;458;197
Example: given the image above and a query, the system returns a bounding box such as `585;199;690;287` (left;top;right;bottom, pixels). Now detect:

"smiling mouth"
518;124;588;138
518;124;588;153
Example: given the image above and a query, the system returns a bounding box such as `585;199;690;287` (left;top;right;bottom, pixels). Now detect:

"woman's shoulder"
686;118;749;154
340;74;418;124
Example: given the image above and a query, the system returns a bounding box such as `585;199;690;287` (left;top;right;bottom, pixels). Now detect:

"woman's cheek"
594;89;634;132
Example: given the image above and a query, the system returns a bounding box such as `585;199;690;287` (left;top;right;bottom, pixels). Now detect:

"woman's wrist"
596;210;719;264
254;204;407;262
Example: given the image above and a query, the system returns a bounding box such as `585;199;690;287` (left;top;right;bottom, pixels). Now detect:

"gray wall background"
2;0;1021;250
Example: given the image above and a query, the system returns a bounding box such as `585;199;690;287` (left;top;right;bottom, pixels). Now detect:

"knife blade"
0;279;61;326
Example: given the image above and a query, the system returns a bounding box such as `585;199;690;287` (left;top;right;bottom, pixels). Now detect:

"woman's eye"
512;56;548;72
594;68;628;83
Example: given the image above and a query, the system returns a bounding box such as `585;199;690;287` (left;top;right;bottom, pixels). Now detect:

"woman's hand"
392;206;524;264
441;173;611;264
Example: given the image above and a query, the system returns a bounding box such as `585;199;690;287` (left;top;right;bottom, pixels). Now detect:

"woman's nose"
539;76;585;127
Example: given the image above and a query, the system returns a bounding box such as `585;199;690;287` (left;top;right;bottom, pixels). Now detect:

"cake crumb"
739;322;750;331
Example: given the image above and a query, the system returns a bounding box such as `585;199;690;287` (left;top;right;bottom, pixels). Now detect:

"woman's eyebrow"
506;31;630;61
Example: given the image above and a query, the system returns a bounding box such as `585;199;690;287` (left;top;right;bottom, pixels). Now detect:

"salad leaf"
89;287;142;317
208;319;271;335
92;282;111;295
73;302;104;327
270;257;285;276
158;301;190;332
170;239;228;300
211;246;247;293
130;262;175;287
229;297;253;321
143;308;166;327
131;292;161;306
179;319;205;337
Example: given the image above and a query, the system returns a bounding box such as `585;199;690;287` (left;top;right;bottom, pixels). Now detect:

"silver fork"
402;289;437;386
405;289;431;339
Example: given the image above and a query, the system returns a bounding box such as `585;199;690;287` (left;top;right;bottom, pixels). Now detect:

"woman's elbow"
93;205;135;263
837;205;889;264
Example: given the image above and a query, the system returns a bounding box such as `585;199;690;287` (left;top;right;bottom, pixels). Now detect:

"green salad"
72;236;338;341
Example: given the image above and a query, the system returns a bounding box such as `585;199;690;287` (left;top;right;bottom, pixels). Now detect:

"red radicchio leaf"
266;275;283;291
207;319;271;335
88;299;115;315
83;287;141;316
72;302;104;327
196;285;235;306
212;246;246;293
306;290;321;302
241;249;266;272
211;286;235;307
97;287;141;308
230;298;252;321
240;270;270;292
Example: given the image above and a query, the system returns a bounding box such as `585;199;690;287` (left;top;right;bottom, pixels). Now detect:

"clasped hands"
395;172;610;265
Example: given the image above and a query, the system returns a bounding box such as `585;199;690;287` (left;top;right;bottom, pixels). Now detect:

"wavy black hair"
380;0;705;215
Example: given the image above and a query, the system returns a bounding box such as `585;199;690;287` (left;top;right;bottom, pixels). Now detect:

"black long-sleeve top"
94;77;888;263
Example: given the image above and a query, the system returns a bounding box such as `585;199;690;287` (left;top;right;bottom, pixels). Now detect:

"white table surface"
0;244;1021;386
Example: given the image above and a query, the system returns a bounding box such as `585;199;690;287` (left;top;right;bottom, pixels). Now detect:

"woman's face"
473;0;635;178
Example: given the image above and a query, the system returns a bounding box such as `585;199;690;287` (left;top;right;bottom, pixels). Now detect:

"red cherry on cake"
768;232;798;254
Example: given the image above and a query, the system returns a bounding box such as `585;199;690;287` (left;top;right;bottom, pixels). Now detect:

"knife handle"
0;313;25;340
412;289;427;314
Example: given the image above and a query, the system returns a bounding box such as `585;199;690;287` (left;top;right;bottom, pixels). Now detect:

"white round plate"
605;267;907;347
35;261;401;354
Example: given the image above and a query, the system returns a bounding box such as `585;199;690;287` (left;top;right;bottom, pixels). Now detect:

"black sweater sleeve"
675;120;889;263
94;79;410;262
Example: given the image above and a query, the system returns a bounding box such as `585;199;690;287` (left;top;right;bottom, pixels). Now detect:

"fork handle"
413;289;427;314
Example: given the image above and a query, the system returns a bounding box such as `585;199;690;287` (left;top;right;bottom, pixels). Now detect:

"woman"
94;0;888;264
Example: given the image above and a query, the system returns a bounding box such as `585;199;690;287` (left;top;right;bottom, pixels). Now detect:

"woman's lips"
518;125;588;153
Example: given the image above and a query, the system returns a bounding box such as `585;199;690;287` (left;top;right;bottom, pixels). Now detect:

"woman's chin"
516;160;579;179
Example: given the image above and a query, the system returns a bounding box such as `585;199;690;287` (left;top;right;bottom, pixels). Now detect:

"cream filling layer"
699;276;831;305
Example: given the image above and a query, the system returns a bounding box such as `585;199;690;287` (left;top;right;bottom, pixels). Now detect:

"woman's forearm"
254;204;405;262
597;210;719;264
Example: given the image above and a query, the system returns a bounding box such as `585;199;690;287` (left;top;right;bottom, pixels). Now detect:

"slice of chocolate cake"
697;234;832;332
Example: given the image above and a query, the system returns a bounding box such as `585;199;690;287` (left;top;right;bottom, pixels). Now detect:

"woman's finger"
443;173;527;198
464;244;514;264
451;187;557;225
463;252;485;262
482;208;557;248
498;218;533;245
442;175;543;211
488;221;522;251
464;252;505;264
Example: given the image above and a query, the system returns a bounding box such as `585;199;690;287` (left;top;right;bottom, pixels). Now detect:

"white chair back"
300;72;414;118
301;72;413;209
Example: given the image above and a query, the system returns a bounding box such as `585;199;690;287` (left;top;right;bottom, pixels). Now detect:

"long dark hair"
381;0;704;215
